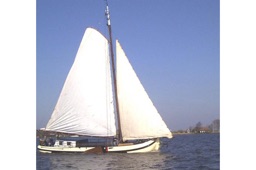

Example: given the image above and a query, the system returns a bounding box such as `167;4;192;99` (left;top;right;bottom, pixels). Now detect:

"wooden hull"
108;138;160;153
38;139;160;153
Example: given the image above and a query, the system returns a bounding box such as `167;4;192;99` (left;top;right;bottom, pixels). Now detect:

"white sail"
46;28;116;137
116;40;172;141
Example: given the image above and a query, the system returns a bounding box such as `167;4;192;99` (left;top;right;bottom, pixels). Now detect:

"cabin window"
67;142;71;146
59;141;63;145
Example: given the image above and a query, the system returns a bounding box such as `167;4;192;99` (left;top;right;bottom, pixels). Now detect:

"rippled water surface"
37;133;219;170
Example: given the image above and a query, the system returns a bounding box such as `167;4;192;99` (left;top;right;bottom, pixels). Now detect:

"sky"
36;0;220;131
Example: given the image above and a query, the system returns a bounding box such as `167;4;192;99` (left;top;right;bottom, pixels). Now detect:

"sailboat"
38;2;172;153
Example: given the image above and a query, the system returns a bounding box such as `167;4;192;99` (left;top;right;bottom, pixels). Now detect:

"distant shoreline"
172;132;220;135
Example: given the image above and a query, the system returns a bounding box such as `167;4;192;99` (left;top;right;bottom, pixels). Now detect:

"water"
37;133;219;170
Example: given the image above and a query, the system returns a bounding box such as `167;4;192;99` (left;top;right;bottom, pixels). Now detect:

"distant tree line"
173;119;220;134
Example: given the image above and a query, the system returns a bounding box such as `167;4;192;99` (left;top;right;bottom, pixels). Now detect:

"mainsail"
116;40;172;141
46;28;116;137
44;28;172;140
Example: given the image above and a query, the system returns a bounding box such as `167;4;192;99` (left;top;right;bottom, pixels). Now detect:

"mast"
105;0;122;142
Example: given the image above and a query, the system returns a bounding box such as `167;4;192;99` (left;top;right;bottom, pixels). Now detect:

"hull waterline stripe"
109;141;156;153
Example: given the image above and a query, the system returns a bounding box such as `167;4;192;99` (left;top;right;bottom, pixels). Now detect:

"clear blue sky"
37;0;219;131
